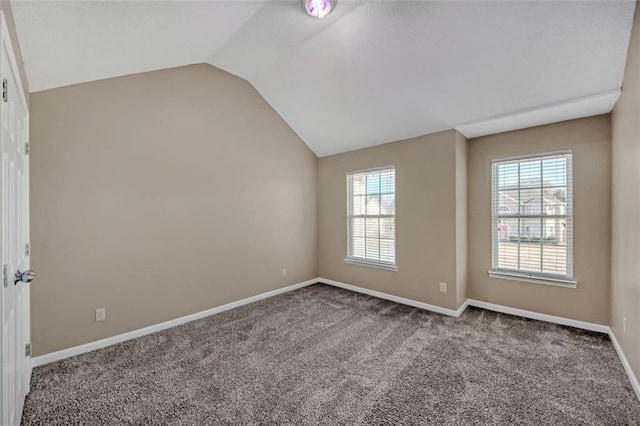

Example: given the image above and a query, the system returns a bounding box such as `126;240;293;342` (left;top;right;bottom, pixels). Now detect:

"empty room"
0;0;638;424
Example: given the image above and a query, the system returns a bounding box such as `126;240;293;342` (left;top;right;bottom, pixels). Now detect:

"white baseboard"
456;299;470;317
31;277;640;402
466;299;610;334
318;278;466;317
608;330;640;401
32;278;319;367
465;299;639;401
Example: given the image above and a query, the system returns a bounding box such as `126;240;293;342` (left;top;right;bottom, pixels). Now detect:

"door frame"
0;9;31;424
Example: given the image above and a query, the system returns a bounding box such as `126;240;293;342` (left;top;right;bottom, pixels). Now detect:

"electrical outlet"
439;282;447;293
282;268;287;277
623;317;627;333
95;308;106;322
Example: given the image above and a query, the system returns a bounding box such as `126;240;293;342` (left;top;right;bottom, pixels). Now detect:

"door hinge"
2;79;7;103
2;264;7;288
25;343;30;357
25;243;30;256
24;142;29;155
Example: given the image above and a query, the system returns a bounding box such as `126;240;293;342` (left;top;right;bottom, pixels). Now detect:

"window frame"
345;166;397;272
489;151;576;287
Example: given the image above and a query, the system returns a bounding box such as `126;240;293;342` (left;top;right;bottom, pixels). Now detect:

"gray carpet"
22;283;640;425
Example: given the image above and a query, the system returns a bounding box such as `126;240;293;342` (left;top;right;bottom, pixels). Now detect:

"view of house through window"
347;166;396;267
492;152;573;279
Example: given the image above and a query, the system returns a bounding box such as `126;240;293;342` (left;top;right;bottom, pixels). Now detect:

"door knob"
14;270;34;285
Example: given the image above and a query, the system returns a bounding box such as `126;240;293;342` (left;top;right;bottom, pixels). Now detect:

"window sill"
344;258;398;272
488;270;577;288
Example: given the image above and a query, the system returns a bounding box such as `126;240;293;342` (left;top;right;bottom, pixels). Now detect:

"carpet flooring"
22;283;640;425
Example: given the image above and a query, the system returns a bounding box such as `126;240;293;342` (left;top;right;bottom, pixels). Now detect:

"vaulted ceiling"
12;0;637;156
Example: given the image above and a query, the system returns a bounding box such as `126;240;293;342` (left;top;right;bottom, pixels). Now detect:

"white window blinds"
347;167;396;267
492;152;573;280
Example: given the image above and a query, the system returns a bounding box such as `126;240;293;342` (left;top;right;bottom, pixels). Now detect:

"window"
491;152;574;285
346;166;396;270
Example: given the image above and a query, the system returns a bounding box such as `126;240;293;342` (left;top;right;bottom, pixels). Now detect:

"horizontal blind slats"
347;166;395;265
492;152;573;279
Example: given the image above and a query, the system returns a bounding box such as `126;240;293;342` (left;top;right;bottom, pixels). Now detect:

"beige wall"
318;130;467;310
467;116;611;325
455;132;468;307
611;2;640;386
1;0;29;105
25;7;633;362
30;64;318;356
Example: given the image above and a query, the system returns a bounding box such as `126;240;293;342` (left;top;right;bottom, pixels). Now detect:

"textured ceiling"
12;0;637;156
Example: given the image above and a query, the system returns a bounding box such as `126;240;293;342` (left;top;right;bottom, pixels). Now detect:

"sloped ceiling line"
11;0;637;156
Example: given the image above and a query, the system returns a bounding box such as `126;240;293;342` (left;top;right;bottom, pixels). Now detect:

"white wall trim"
318;278;465;317
465;299;638;401
608;330;640;401
32;278;319;367
487;270;577;288
455;298;470;317
31;278;639;402
466;299;609;333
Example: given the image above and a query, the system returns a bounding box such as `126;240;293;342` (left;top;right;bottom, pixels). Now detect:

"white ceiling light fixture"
305;0;333;19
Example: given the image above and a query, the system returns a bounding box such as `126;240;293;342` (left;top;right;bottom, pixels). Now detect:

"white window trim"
488;270;577;288
490;150;574;284
346;165;397;271
344;258;398;272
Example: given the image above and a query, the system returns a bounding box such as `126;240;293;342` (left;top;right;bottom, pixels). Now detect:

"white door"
0;11;31;426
